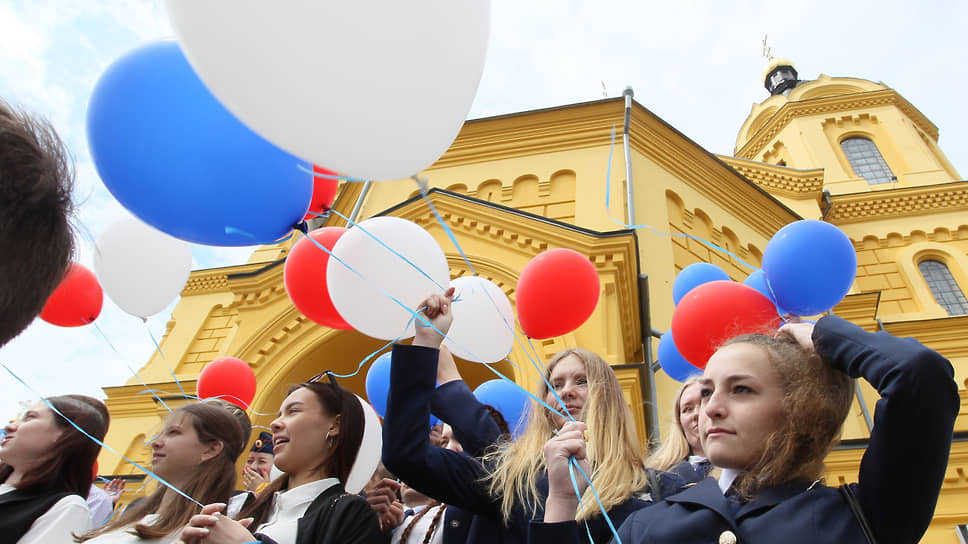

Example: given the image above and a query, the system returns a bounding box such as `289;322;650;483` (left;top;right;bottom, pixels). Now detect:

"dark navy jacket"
528;316;959;544
383;344;659;544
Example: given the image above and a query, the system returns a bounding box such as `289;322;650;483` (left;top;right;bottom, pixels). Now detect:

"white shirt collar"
718;468;742;495
687;455;708;469
275;477;339;510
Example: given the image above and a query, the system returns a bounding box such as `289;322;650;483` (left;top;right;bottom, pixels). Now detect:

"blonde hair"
722;332;853;497
486;348;649;521
645;376;703;472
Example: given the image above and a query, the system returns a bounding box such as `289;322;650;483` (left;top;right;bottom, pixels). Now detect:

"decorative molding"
737;89;938;161
717;156;825;199
826;182;968;224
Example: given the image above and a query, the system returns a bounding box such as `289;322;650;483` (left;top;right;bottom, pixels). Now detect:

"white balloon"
163;0;491;181
94;216;192;318
327;217;450;340
443;276;514;363
345;395;382;495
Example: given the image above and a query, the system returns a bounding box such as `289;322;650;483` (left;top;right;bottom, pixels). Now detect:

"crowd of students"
0;99;961;544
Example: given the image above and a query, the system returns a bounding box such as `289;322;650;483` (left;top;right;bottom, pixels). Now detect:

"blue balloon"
474;379;529;438
762;220;857;316
742;269;787;314
365;352;393;418
657;331;702;382
87;40;312;246
672;263;731;305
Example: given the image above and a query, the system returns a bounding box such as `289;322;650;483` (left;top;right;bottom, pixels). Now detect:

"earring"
325;431;330;441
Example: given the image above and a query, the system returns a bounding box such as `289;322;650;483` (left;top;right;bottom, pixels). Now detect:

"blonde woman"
645;377;714;485
383;290;675;544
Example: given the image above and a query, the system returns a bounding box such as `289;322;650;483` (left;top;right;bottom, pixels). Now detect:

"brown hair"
240;381;365;527
202;397;252;454
76;403;244;541
645;376;703;471
487;348;649;521
0;99;75;347
0;395;107;497
399;501;447;544
723;332;853;497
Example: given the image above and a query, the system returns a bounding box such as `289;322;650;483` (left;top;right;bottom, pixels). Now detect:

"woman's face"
678;384;704;456
0;402;63;470
698;343;785;470
439;424;463;452
270;387;339;475
545;354;589;428
151;413;220;484
246;452;275;477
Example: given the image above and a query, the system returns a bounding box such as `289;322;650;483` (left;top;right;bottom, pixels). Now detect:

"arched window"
918;259;968;315
840;137;895;185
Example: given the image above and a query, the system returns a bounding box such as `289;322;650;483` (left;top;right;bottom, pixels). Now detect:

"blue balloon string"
602;122;757;272
569;457;623;544
296;163;367;183
328;209;449;292
0;362;203;507
89;321;172;412
143;320;189;399
414;175;477;276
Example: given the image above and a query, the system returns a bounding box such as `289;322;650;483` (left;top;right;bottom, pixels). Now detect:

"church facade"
99;62;968;541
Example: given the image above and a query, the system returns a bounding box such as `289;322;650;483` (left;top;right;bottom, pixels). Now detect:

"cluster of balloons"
659;220;857;380
363;351;529;439
86;2;491;247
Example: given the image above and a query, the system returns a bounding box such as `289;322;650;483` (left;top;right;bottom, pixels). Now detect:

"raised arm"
381;290;503;517
430;346;503;457
811;315;958;544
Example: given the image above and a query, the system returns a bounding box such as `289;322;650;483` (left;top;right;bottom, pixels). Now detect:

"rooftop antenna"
601;80;608;97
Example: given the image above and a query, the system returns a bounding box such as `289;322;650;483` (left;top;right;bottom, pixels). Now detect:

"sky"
1;0;966;422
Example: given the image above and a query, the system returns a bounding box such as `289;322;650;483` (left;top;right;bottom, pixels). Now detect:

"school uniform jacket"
383;344;657;544
254;482;386;544
528;315;959;544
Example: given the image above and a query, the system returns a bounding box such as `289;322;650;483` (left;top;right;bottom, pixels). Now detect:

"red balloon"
516;248;600;339
284;227;352;329
671;280;782;369
40;263;103;327
303;166;340;220
197;356;256;408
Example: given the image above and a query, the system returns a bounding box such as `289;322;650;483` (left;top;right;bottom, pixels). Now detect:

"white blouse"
0;483;92;544
255;478;339;543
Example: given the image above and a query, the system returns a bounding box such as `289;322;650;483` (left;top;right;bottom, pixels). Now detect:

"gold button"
719;530;737;544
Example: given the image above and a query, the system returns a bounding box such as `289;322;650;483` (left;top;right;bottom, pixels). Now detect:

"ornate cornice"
831;292;881;332
736;89;938;160
717;156;825;199
881;315;968;360
826;182;968;225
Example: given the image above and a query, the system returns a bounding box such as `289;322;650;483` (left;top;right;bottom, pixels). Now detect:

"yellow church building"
97;61;968;542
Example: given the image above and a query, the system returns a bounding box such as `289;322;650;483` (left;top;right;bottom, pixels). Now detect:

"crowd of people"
0;100;961;544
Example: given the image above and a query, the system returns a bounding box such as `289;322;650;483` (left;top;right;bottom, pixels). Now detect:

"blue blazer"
528;316;959;544
383;344;657;544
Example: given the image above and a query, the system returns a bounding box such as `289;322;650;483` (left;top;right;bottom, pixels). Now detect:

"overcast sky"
2;0;965;422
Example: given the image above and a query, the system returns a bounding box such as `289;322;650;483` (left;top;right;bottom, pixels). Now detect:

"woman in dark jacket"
383;290;677;544
180;377;385;544
535;316;958;544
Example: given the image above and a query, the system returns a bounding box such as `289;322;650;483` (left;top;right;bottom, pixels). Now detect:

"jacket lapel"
665;478;738;530
734;479;813;519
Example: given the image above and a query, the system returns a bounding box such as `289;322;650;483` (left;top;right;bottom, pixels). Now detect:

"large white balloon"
328;217;450;340
94;216;193;318
443;276;514;363
163;0;491;181
344;395;382;494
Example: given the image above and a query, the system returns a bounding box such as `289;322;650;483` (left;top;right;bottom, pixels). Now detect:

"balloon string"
89;320;172;412
569;458;623;544
413;175;477;276
602;125;758;272
143;321;189;399
328;209;449;292
296;163;367;183
0;361;203;507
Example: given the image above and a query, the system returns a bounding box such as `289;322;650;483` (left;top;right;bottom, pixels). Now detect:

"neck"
5;469;25;487
288;467;329;490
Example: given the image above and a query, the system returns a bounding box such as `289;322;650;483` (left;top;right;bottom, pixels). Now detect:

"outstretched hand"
779;321;817;352
413;287;455;349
